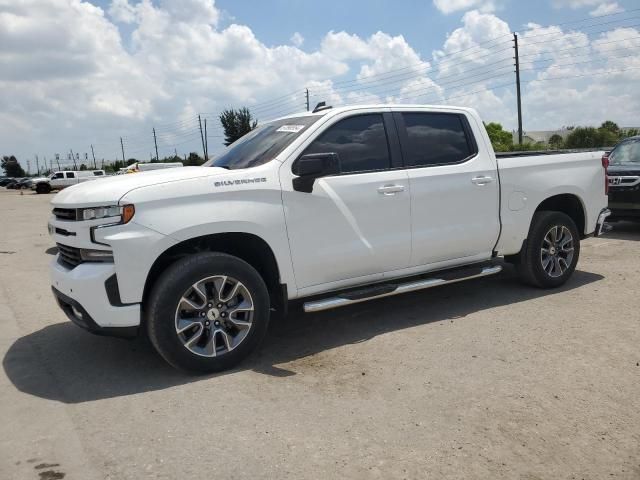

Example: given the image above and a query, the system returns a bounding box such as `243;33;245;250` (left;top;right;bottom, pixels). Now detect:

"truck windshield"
610;138;640;166
204;116;321;170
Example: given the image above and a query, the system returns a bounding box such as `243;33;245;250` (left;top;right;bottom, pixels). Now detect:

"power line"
518;34;640;57
520;51;639;73
520;22;640;46
523;64;640;83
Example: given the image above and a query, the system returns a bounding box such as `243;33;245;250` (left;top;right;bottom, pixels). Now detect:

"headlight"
79;248;114;262
81;204;135;224
82;205;122;221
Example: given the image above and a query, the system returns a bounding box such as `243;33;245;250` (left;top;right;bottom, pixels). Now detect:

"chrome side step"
303;265;503;313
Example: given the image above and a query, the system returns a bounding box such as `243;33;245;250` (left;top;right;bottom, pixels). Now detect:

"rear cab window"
394;112;478;167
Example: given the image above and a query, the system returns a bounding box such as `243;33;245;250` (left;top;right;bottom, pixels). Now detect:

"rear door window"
397;112;476;167
66;172;75;178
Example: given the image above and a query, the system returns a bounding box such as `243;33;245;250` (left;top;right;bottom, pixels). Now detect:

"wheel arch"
142;232;286;314
534;193;586;237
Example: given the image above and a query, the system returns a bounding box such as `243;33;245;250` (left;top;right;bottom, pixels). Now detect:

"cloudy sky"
1;0;639;169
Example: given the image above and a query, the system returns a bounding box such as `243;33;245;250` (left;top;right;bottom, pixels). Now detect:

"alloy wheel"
540;225;574;278
174;275;254;357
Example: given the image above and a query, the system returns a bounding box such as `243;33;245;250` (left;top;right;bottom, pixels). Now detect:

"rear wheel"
36;183;51;194
146;252;270;373
516;211;580;288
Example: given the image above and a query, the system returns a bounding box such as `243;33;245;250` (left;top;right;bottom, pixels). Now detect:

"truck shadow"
606;221;640;241
3;265;603;403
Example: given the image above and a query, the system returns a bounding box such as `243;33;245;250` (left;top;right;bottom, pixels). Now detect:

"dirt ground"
0;188;638;480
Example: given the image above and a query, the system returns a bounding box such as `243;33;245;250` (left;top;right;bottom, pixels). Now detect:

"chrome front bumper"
595;208;612;236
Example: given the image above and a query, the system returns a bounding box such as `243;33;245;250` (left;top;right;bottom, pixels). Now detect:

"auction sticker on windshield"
276;125;305;133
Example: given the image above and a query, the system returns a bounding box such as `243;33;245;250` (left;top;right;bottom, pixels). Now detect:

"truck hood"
32;176;49;183
51;167;224;207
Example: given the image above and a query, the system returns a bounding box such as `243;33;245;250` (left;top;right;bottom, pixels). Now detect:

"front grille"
57;243;82;268
53;208;78;221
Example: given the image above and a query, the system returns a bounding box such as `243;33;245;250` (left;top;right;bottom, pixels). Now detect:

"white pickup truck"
32;170;106;194
47;105;610;372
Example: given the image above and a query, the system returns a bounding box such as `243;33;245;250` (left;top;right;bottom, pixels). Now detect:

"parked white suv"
47;105;610;372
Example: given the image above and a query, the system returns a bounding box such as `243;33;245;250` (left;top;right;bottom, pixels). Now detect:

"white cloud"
321;31;373;60
589;2;624;16
432;0;496;15
552;0;602;8
290;32;304;47
434;10;512;76
108;0;136;23
552;0;625;16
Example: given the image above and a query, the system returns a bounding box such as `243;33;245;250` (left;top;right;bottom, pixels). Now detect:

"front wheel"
36;183;51;194
146;252;270;373
516;211;580;288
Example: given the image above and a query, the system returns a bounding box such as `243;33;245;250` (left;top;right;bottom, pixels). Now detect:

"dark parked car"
3;177;32;189
16;178;33;189
607;136;640;221
0;178;13;187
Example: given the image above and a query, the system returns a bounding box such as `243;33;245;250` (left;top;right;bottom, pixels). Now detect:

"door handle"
377;184;405;195
471;176;493;185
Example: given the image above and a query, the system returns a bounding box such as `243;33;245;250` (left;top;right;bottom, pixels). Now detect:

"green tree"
621;128;639;139
517;142;545;151
219;107;258;146
548;134;564;149
79;163;88;171
600;120;620;135
484;122;514;152
1;155;26;177
565;127;601;148
185;152;205;166
565;121;630;148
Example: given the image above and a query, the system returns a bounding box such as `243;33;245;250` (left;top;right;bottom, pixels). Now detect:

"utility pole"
153;128;159;161
305;88;310;111
70;149;77;170
198;115;206;158
91;144;97;169
513;32;523;146
174;148;178;158
35;155;40;175
27;160;31;175
204;118;209;161
120;137;125;163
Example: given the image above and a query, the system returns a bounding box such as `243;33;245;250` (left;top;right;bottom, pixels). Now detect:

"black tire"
36;183;51;194
146;252;270;373
516;211;580;288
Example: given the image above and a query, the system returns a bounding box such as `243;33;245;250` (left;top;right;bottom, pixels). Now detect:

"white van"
125;162;184;173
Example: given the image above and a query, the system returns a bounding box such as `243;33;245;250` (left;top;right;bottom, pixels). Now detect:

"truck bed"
495;147;611;158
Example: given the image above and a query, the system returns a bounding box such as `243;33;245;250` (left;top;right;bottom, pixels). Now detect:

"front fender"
118;178;296;302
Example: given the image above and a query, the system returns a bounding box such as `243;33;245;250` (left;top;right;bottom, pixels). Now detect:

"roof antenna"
312;101;332;113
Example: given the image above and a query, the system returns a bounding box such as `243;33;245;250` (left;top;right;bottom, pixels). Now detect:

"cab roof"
272;104;477;122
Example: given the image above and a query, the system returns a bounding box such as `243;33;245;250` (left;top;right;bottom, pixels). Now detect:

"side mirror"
292;153;339;193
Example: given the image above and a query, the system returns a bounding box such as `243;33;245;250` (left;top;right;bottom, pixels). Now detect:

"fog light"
79;249;114;262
